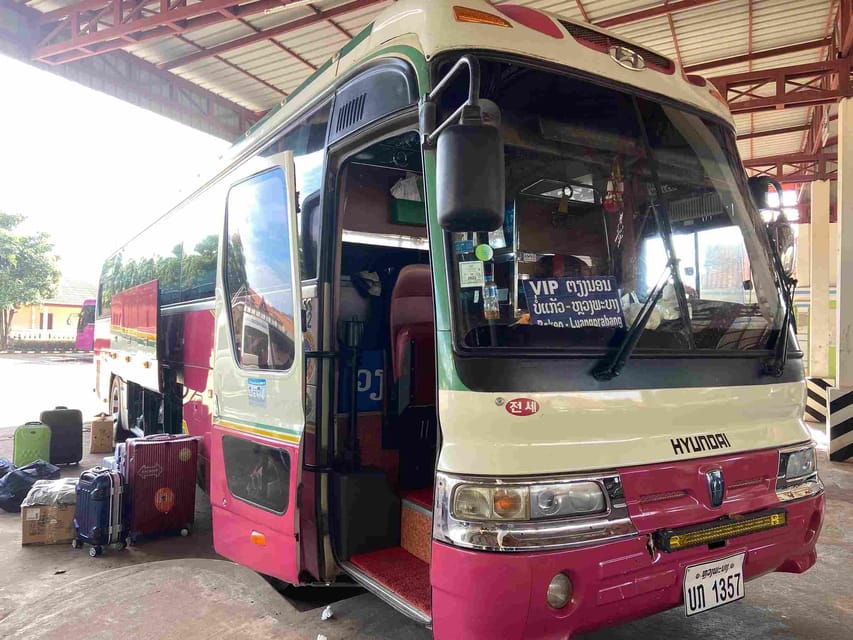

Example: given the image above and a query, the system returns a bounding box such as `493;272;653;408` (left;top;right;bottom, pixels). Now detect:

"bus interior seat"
387;264;436;491
390;264;436;408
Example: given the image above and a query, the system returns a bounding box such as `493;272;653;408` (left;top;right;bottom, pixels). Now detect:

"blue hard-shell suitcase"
73;467;126;557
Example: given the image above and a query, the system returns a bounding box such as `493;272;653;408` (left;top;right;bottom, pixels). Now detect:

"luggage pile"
6;413;199;557
72;433;200;556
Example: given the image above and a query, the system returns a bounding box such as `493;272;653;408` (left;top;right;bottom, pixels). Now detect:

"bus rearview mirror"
747;176;782;212
436;123;505;232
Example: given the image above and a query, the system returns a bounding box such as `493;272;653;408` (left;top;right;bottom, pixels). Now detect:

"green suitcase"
13;421;52;468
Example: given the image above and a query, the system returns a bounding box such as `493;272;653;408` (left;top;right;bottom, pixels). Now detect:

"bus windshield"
77;302;95;335
448;65;782;355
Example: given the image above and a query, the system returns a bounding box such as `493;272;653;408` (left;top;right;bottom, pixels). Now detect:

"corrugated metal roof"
24;0;841;163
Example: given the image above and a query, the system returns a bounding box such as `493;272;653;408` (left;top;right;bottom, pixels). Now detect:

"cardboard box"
21;504;75;546
90;417;114;454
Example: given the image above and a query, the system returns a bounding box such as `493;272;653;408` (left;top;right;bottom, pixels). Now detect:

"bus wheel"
110;377;133;443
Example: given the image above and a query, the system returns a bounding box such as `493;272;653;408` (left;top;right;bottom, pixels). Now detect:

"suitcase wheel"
180;528;190;537
116;540;127;550
89;546;102;558
126;536;137;547
71;539;81;550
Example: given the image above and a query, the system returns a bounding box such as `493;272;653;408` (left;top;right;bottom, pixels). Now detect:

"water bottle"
483;274;499;321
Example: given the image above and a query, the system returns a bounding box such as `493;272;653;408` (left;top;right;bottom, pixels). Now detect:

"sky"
0;54;231;287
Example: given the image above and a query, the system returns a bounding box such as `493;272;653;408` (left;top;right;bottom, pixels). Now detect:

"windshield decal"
459;261;485;288
454;239;474;254
523;277;625;329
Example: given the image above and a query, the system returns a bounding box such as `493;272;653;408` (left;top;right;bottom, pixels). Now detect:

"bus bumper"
430;492;824;640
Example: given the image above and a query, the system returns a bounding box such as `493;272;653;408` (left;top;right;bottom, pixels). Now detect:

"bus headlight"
531;482;607;518
453;485;529;521
452;482;607;522
438;473;636;551
776;444;823;502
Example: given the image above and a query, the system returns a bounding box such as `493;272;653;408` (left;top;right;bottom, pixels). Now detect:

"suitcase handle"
145;435;175;441
24;421;43;426
55;406;68;410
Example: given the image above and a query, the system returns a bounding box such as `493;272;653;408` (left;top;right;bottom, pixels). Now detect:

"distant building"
10;278;97;339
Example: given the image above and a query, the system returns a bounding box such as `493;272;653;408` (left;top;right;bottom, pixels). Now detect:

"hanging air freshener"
603;159;624;214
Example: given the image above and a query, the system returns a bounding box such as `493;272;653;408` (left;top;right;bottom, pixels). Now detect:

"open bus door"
210;151;305;584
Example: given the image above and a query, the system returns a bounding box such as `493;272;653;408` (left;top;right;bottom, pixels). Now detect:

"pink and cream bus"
94;1;824;637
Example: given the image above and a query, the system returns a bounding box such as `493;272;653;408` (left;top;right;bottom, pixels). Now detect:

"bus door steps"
348;546;431;618
401;489;432;564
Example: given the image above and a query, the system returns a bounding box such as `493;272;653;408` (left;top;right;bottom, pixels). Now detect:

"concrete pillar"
810;180;831;378
804;180;832;423
829;97;853;461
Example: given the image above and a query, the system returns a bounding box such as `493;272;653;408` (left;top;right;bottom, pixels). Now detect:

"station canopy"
1;0;850;200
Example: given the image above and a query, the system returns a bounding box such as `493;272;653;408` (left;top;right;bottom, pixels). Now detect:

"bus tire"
110;377;134;443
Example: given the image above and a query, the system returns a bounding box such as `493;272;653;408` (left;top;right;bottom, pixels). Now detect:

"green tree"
0;213;61;348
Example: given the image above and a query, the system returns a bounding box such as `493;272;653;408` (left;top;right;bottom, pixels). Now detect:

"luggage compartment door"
210;151;305;584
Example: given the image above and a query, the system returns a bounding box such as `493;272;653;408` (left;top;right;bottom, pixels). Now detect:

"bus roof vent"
559;21;674;74
336;93;367;134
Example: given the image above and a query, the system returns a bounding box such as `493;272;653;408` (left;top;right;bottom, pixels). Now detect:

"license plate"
683;553;745;616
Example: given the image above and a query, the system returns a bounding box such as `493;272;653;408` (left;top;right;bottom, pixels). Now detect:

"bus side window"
222;435;291;513
225;169;296;371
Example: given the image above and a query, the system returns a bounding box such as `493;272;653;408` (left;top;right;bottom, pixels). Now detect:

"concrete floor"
0;353;851;639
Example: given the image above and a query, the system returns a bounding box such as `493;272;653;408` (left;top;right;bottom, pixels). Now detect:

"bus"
74;298;95;351
93;1;824;637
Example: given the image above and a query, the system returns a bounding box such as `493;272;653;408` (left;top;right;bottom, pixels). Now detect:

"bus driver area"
1;1;851;640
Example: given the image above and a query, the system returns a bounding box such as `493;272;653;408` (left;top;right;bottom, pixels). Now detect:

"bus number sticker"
522;276;625;329
248;378;267;407
505;398;540;416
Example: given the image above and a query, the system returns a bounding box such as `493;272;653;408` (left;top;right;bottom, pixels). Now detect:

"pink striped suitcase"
124;434;199;543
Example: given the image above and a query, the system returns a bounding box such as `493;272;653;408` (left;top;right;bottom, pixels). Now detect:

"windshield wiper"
593;264;671;381
629;96;696;349
762;227;798;377
593;97;695;381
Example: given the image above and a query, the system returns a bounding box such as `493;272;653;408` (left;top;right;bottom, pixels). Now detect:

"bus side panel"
109;280;160;392
209;426;301;583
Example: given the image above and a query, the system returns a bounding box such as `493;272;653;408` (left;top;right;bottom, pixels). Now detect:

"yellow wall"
9;303;80;335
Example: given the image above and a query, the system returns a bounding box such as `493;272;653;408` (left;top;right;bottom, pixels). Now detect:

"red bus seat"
390;265;435;407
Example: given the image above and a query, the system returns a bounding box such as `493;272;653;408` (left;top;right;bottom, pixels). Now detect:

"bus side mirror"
436;123;505;232
769;216;796;278
747;176;782;211
748;176;795;277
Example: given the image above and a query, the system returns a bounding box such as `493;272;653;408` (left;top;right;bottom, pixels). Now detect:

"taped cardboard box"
90;416;114;454
22;504;75;545
21;478;77;545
